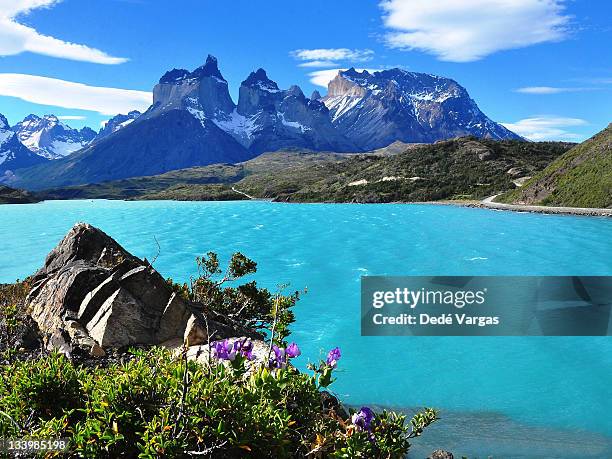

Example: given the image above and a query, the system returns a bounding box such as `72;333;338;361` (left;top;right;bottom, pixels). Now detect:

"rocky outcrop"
27;223;245;357
153;55;235;118
233;69;356;154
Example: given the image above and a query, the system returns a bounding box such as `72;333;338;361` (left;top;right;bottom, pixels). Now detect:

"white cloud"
292;48;374;62
309;69;342;88
0;73;151;115
57;115;86;120
515;86;590;94
502;116;587;141
298;60;340;68
380;0;570;62
291;48;374;69
0;0;128;64
308;68;375;88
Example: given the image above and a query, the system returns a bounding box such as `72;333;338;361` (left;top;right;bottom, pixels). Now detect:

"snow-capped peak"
0;111;47;171
12;114;96;160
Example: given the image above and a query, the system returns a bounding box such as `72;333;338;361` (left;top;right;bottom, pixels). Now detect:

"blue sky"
0;0;610;141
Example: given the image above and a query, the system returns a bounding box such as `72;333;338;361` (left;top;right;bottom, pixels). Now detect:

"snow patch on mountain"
278;112;311;133
0;130;13;146
213;109;260;141
186;106;205;124
323;96;363;122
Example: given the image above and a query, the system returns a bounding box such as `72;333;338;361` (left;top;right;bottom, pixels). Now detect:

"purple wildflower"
212;339;236;361
351;406;375;431
269;344;288;369
233;338;255;360
326;347;341;368
286;342;301;358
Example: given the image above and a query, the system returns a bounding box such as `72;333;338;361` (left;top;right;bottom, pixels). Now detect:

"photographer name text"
370;288;499;328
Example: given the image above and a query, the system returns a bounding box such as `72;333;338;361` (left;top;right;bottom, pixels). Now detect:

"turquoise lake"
1;200;611;457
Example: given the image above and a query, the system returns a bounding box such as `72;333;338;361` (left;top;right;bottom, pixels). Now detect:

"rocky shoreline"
468;195;612;217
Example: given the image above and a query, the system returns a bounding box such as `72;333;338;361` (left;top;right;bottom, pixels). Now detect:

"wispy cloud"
308;68;375;88
502;116;587;141
298;60;340;68
0;73;151;115
570;77;612;85
292;48;374;62
515;86;592;94
380;0;570;62
0;0;128;64
291;48;373;69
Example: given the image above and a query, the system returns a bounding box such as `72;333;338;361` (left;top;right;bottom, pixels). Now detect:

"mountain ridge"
3;55;521;190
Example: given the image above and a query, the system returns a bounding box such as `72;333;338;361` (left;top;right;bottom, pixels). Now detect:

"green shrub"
167;252;298;341
0;349;437;458
0;281;30;333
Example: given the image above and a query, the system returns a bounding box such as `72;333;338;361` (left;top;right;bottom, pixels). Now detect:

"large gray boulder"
31;222;139;282
26;223;215;354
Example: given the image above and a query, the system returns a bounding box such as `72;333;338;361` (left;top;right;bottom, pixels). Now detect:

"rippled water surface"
1;200;611;457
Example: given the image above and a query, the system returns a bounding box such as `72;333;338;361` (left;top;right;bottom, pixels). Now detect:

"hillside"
0;185;40;204
497;124;612;208
41;139;571;203
39;149;352;200
234;138;570;203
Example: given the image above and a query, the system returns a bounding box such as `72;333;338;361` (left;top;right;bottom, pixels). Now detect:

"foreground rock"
27;223;252;357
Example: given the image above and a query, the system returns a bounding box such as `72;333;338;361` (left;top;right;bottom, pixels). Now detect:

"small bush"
0;349;437;458
167;252;298;340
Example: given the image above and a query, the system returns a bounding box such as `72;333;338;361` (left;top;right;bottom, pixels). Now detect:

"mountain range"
1;55;520;190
